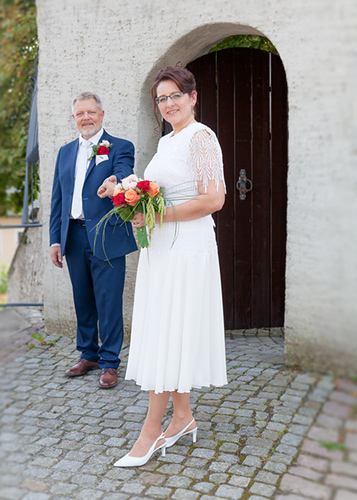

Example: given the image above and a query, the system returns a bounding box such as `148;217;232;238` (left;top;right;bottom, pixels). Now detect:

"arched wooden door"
187;48;288;330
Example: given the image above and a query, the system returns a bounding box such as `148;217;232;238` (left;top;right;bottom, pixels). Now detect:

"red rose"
97;145;109;155
137;180;151;193
112;192;126;206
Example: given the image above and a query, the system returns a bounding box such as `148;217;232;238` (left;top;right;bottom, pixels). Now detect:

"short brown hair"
151;62;197;124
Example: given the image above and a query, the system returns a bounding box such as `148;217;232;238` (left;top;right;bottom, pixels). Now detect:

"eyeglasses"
155;92;187;105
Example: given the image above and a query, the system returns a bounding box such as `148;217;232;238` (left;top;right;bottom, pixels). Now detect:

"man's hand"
97;175;117;198
51;246;63;268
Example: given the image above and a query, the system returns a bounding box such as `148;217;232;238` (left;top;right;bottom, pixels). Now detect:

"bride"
98;62;227;467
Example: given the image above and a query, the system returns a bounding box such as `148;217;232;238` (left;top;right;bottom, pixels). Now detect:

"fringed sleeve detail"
188;128;226;193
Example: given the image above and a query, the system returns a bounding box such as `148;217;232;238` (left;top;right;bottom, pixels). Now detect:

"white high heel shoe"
165;419;197;448
113;433;166;467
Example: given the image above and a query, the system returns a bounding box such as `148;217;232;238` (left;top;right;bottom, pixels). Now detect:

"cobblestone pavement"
0;307;44;365
0;311;357;500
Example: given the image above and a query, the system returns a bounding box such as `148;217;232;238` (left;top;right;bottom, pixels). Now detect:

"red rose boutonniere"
88;140;113;161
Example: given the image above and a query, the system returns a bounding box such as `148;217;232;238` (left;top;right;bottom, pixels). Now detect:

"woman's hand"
97;175;117;198
131;212;145;228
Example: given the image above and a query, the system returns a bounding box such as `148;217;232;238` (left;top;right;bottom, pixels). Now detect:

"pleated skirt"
125;220;227;393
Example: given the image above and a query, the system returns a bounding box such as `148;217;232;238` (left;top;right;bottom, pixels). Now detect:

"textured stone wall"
36;0;357;374
7;225;43;305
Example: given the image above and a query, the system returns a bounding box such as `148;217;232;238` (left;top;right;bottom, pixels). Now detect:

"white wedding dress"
125;122;228;393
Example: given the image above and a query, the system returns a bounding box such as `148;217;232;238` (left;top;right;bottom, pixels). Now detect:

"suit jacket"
49;129;137;261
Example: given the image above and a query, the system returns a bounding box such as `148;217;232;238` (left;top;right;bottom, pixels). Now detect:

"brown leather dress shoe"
99;368;118;388
65;358;98;377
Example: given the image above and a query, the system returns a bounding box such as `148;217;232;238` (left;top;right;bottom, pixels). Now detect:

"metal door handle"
236;169;253;200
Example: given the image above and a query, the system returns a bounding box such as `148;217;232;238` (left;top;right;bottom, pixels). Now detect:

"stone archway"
136;23;269;176
137;25;288;331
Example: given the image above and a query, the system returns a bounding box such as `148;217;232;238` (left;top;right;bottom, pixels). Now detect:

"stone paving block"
334;490;357;500
289;465;323;481
299;404;320;417
240;445;271;457
70;473;98;486
346;432;357;451
297;454;329;471
228;475;250;487
267;422;286;432
103;437;127;447
330;460;357;477
228;464;256;476
219;442;239;453
48;470;72;482
92;494;128;500
216;452;240;464
73;489;104;500
104;468;136;481
255;470;280;484
20;477;49;491
209;472;228;483
50;482;77;494
275;496;319;500
185;457;210;468
192;481;215;493
280;433;303;446
301;438;344;460
276;443;298;456
308;425;339;442
322;401;351;419
317;413;344;429
182;466;208;478
156;463;184;475
215;484;244;499
272;414;293;424
166;475;192;487
243;455;261;467
325;473;357;490
2;473;22;487
0;487;28;500
120;481;146;494
264;460;287;473
279;473;332;500
237;426;259;436
171;488;200;499
22;494;51;500
80;463;109;475
269;453;294;465
24;465;53;480
249;481;276;496
250;497;277;500
330;390;357;406
346;420;357;432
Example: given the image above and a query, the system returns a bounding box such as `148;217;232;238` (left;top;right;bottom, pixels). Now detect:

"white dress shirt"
51;128;104;247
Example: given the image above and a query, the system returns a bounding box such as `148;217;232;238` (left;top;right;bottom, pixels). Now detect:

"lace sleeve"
188;128;226;192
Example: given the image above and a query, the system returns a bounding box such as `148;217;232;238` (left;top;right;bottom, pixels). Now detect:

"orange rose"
125;189;140;206
148;182;160;197
113;185;124;197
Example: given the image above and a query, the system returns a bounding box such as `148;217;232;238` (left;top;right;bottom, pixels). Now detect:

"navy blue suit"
50;129;137;369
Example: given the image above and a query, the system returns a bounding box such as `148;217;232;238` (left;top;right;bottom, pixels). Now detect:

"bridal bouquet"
96;174;166;249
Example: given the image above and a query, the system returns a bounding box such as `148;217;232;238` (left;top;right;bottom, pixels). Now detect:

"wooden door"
187;48;288;330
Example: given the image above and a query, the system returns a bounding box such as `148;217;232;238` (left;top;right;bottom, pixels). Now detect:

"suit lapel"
86;155;96;179
85;130;109;179
69;139;80;190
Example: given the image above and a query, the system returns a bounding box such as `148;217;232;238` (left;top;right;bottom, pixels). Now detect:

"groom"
50;91;137;388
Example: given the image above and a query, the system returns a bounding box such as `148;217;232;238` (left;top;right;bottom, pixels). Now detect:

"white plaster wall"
37;0;357;373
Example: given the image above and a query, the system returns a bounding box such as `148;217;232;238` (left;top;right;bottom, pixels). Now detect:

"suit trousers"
65;220;125;369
